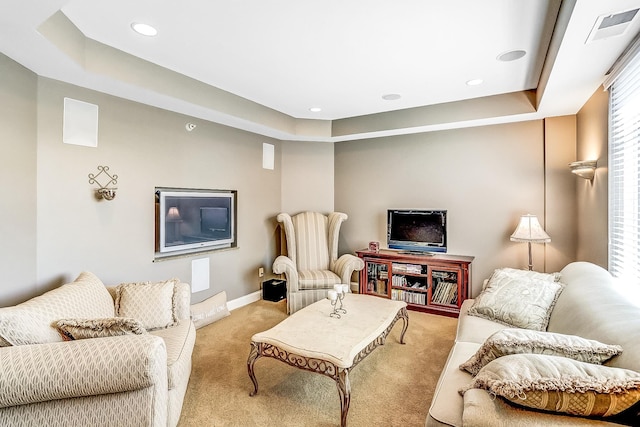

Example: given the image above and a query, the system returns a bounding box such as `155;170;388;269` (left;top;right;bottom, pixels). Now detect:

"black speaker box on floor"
262;279;286;302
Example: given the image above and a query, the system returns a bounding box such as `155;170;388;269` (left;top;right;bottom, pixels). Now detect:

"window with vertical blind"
607;41;640;283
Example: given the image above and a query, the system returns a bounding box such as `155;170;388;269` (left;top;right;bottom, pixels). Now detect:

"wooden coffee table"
247;294;408;426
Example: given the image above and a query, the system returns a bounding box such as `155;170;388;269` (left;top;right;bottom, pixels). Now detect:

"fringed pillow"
460;328;623;376
467;269;564;331
460;354;640;417
54;317;147;340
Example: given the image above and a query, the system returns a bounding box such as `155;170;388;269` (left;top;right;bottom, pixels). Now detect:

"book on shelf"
392;275;408;287
392;275;427;290
392;263;422;274
432;281;457;305
391;288;426;305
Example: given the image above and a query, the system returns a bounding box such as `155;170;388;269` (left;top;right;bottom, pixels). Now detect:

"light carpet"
178;298;457;427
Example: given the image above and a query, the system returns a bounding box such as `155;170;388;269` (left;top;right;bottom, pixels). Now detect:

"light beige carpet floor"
178;298;457;427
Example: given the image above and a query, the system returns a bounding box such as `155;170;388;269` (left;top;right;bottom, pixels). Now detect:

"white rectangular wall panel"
262;142;274;170
63;97;98;147
191;258;210;293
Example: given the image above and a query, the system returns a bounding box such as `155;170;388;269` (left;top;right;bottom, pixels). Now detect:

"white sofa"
0;272;196;427
427;262;640;426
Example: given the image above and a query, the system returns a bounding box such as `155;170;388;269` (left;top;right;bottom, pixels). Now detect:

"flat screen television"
387;209;447;253
155;188;237;256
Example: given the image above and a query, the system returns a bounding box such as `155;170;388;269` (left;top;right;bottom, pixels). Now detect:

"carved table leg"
247;342;261;396
336;368;351;427
398;307;409;344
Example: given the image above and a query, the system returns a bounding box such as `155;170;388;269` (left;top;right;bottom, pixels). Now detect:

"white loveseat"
0;272;196;427
427;262;640;426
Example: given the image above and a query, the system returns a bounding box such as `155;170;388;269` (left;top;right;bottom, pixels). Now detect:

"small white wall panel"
262;143;274;170
63;97;98;147
191;258;210;293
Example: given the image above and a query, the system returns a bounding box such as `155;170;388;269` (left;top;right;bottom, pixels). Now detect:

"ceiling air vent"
586;8;639;44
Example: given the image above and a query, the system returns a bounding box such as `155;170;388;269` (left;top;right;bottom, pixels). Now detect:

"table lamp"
510;214;551;271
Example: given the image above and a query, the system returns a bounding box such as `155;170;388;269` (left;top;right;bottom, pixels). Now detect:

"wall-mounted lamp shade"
569;160;597;180
510;214;550;271
63;98;98;147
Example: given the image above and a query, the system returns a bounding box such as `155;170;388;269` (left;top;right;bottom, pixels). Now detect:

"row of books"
392;263;423;274
432;281;458;305
391;289;426;305
392;275;427;289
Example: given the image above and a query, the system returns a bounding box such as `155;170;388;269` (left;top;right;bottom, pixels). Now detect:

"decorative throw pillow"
460;354;640;417
0;272;115;346
482;268;560;290
54;317;147;340
467;269;565;331
115;279;178;330
190;291;230;330
460;328;623;376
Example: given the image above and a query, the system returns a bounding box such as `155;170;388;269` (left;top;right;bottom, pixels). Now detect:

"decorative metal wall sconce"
88;166;118;200
569;160;597;180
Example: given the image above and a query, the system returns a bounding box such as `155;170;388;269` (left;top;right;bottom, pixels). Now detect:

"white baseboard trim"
228;290;262;311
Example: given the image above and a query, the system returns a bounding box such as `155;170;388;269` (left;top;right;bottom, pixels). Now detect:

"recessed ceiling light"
309;107;322;112
131;22;158;37
497;50;527;62
466;79;483;86
382;94;401;101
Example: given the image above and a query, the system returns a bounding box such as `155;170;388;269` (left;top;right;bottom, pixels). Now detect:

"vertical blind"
608;43;640;282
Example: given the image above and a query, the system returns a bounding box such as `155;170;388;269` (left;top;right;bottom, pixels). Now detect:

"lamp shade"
166;206;181;221
569;160;597;180
510;214;551;243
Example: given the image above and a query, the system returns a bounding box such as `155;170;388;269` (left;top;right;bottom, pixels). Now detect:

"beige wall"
575;88;609;267
34;78;283;303
280;140;334;215
544;115;577;273
0;53;286;306
334;120;579;297
0;55;38;306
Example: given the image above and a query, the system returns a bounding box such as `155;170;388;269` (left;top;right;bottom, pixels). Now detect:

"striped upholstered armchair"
273;211;364;314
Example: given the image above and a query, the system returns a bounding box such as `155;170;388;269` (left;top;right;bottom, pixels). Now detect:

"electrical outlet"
258;267;264;278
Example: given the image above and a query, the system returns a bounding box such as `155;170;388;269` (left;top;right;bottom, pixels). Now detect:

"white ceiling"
1;0;640;141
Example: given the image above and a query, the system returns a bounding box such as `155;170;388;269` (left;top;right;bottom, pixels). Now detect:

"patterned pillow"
54;317;147;340
481;268;560;290
115;279;178;330
460;328;623;376
460;354;640;417
467;269;564;331
0;272;115;345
